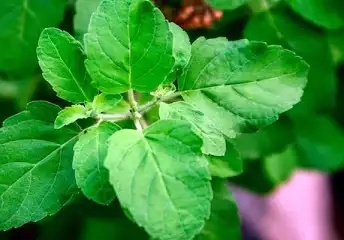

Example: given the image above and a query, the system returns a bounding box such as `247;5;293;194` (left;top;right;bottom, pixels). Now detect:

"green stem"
134;118;143;131
128;89;139;112
139;117;149;129
128;89;144;130
96;91;182;123
138;91;182;111
97;112;131;121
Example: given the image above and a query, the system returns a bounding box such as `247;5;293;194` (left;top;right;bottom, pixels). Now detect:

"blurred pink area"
232;170;337;240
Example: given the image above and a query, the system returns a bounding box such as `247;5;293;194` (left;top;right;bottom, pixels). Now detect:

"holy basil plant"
0;0;309;239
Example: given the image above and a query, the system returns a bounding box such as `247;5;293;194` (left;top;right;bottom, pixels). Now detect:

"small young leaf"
206;140;243;178
179;38;309;137
0;0;67;76
92;93;123;114
263;145;297;184
196;178;241;240
105;120;212;240
328;28;344;65
0;101;79;230
85;0;175;93
55;105;90;129
164;23;191;84
159;102;225;156
73;122;120;205
169;23;191;72
37;28;97;103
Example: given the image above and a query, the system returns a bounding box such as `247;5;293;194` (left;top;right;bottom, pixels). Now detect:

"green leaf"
165;23;191;84
3;101;62;127
179;38;309;137
205;0;247;10
196;178;241;240
263;145;297;184
74;0;102;37
105;120;212;240
73;122;120;205
206;140;243;178
244;8;331;61
84;0;175;93
92;93;123;114
55;105;90;129
159;102;225;156
0;0;67;76
288;0;344;30
37;28;97;103
295;115;344;172
244;9;338;113
0;101;79;230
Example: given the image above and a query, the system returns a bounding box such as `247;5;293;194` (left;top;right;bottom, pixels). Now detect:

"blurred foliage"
1;0;344;239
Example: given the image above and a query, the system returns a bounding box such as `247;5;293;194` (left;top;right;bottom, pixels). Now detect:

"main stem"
97;91;182;123
128;89;144;131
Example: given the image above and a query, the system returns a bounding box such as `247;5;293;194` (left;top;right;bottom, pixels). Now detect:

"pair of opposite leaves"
0;0;308;239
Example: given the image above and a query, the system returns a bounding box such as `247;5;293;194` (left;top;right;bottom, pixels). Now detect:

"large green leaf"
244;9;338;113
206;140;243;178
74;0;102;37
159;102;225;156
105;120;212;240
3;101;63;127
288;0;344;30
73;122;120;205
37;28;97;103
196;178;241;240
0;101;79;230
0;0;67;76
85;0;175;93
179;38;308;137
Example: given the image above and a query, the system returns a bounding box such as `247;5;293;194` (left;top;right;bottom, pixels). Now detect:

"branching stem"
96;91;182;124
128;89;139;112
